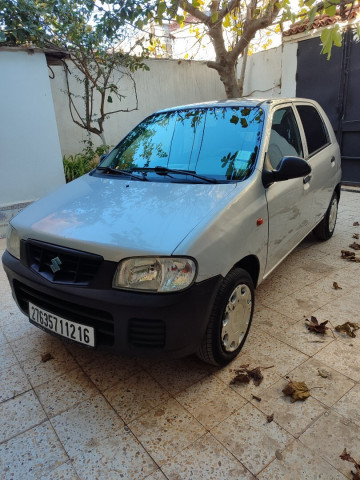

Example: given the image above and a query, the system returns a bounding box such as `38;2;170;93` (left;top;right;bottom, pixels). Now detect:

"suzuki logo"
50;256;62;273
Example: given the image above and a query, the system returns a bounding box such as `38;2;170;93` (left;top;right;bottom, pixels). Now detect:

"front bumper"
2;250;222;358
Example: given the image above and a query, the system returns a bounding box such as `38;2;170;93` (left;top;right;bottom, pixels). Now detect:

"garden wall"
0;48;65;236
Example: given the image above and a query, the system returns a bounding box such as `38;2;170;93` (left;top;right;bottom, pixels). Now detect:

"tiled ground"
0;188;359;480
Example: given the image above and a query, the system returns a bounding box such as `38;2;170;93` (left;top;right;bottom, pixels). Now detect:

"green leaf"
192;0;200;6
0;31;7;42
230;115;239;124
107;95;113;103
211;12;218;23
176;15;185;26
157;2;167;17
324;4;336;16
136;20;144;30
321;25;342;60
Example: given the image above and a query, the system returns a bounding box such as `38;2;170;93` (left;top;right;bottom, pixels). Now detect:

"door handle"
303;174;312;184
330;156;335;164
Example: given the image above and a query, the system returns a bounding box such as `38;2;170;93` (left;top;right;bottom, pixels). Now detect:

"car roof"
156;97;318;114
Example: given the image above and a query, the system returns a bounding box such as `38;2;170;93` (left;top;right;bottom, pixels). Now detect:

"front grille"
14;280;114;346
128;319;166;348
26;239;102;286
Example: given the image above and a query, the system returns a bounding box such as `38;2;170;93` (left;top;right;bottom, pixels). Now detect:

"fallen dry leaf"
305;316;329;335
353;222;360;227
349;242;360;251
341;250;355;260
353;233;360;239
282;380;310;402
230;365;273;386
333;282;342;290
41;353;54;363
267;413;274;423
275;449;283;461
230;373;250;385
247;367;264;386
341;250;360;262
335;322;360;338
340;448;360;480
317;369;329;378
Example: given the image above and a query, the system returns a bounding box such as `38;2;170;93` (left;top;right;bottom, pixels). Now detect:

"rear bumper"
2;250;222;358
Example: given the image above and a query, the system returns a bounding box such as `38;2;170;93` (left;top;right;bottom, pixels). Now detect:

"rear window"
296;105;330;156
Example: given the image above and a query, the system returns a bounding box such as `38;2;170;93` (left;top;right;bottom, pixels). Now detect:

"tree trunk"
238;45;249;97
208;57;241;98
220;63;241;98
99;131;107;146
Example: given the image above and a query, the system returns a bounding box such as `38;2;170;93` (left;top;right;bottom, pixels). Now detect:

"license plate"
28;302;95;347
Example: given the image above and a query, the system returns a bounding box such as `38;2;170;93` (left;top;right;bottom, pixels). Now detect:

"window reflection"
268;107;303;170
103;106;264;182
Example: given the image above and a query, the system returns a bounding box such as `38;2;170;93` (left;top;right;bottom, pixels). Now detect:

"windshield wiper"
132;166;218;184
97;166;148;181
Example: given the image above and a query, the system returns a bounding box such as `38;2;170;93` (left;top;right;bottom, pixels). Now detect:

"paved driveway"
0;189;359;480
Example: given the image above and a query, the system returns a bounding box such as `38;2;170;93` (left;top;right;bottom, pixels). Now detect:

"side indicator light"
257;218;264;226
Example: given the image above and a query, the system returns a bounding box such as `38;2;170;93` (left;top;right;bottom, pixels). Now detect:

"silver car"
3;98;341;365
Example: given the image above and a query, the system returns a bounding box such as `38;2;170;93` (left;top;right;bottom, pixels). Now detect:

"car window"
101;106;264;182
268;107;303;169
296;105;330;156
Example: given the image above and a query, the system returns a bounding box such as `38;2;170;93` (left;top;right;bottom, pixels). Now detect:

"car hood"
13;174;239;261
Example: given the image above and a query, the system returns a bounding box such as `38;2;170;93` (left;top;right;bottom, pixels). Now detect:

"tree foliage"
0;0;149;144
120;0;358;98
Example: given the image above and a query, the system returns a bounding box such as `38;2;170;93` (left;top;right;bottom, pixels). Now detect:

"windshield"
101;106;264;182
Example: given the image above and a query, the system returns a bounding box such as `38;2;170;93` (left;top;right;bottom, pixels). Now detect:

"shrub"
63;144;111;182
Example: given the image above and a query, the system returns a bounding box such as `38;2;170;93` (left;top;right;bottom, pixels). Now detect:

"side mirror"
262;156;311;188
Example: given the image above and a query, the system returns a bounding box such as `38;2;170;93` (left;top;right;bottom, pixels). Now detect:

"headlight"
113;257;197;292
6;225;20;259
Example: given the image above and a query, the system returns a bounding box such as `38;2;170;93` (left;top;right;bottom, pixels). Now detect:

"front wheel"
313;191;339;241
197;268;254;366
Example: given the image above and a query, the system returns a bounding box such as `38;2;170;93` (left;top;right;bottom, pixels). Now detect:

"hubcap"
328;197;338;233
221;284;252;352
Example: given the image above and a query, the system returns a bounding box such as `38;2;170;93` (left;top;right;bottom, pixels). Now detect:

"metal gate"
296;29;360;185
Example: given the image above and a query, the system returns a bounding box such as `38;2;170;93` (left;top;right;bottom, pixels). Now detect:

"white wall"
237;43;297;99
49;46;298;158
0;49;65;208
50;58;225;156
281;42;298;97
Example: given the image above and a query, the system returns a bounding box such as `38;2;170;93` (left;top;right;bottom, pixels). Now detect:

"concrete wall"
0;49;65;208
51;47;297;157
50;58;226;156
236;42;297;99
0;48;66;236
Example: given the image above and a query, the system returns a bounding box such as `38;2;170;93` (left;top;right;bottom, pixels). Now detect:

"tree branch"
178;0;211;25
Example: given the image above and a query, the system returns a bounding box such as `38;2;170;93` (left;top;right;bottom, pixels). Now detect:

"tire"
197;268;254;366
313;191;339;241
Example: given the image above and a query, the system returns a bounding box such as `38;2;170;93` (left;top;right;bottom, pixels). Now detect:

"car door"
264;103;310;274
294;102;339;229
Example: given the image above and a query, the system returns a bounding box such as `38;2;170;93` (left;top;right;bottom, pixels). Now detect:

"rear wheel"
313;191;339;240
197;268;254;366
